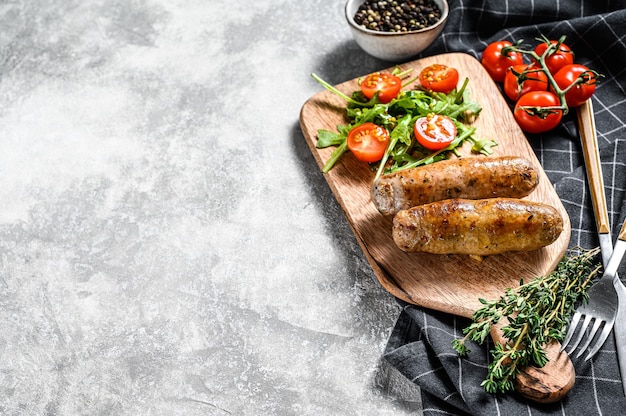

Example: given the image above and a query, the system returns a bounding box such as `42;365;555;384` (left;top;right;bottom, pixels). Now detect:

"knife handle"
577;100;611;234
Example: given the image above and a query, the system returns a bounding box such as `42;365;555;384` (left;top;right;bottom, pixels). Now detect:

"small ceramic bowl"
345;0;449;62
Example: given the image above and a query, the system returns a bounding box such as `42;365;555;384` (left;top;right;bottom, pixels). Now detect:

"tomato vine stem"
501;35;601;116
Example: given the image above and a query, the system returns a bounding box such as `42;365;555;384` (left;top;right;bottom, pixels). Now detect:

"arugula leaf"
322;141;349;173
391;115;413;147
374;114;413;181
471;136;499;155
316;129;345;148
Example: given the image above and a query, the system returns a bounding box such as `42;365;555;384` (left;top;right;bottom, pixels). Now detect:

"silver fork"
575;100;626;390
561;100;621;360
561;242;620;359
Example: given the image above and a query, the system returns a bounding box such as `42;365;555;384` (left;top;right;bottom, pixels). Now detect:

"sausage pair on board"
371;156;564;256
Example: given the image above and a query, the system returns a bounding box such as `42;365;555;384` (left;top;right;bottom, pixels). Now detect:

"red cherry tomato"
360;72;402;104
346;122;390;163
503;64;548;101
514;91;563;134
533;40;574;75
481;41;524;82
419;64;459;94
552;64;598;108
413;114;457;150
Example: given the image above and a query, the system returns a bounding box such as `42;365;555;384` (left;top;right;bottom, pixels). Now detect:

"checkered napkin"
382;1;626;414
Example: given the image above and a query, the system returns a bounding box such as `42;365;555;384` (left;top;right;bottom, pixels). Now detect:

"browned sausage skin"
392;198;563;256
372;156;539;216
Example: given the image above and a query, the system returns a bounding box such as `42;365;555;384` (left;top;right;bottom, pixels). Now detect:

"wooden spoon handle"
490;323;575;403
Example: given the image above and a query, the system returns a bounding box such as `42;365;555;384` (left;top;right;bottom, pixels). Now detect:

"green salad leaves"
312;70;497;179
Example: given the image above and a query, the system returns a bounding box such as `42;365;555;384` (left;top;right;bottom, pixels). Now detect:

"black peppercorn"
353;0;442;33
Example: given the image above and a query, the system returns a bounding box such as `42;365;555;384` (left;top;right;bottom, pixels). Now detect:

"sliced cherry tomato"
419;64;459;94
552;64;597;108
533;40;574;75
360;72;402;104
413;114;457;150
481;41;524;82
346;122;390;163
514;91;563;134
503;64;548;101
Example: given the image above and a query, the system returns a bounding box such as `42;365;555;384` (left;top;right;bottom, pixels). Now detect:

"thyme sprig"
452;247;602;394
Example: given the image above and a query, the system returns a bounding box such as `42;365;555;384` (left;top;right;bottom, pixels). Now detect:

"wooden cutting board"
299;52;571;320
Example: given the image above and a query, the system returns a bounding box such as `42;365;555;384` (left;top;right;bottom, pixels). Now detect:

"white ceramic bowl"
345;0;449;62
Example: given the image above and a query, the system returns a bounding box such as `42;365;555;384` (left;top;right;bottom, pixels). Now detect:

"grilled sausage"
372;156;539;216
392;198;563;256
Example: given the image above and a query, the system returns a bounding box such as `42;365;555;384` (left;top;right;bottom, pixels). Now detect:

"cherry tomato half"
503;64;548;101
481;41;524;82
413;114;457;150
533;40;574;75
346;122;390;163
419;64;459;94
514;91;563;134
360;72;402;104
552;64;597;108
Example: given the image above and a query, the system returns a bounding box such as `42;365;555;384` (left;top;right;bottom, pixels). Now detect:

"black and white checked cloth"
383;1;626;415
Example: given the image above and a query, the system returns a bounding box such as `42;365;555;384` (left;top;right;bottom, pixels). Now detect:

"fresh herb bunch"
452;247;602;394
312;69;496;178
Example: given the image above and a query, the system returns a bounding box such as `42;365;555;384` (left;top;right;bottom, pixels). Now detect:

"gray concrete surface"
0;1;420;414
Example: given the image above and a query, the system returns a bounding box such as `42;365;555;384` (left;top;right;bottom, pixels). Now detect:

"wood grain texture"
577;100;611;234
299;52;571;319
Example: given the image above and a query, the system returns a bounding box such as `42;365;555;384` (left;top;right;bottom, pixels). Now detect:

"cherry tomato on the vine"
419;64;459;94
481;41;524;82
514;91;563;134
360;72;402;104
413;114;457;150
533;40;574;75
503;64;548;101
346;122;390;163
552;64;597;108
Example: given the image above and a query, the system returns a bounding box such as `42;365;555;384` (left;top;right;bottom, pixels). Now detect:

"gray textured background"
0;1;416;415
